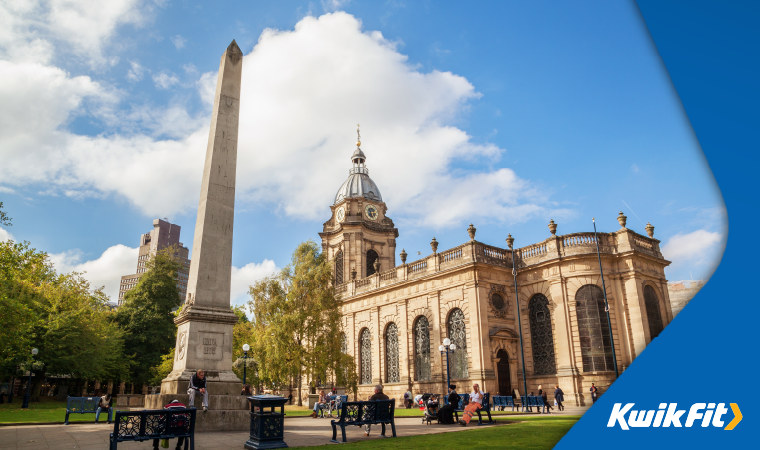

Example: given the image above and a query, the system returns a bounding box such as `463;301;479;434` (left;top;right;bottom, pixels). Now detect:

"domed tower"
320;126;398;284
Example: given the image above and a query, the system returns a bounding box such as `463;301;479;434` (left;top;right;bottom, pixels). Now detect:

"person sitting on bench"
95;394;112;422
364;385;389;436
152;399;187;450
458;383;484;426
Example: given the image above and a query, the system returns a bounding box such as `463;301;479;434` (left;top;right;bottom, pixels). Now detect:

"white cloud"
0;227;15;242
127;61;146;81
48;244;139;300
662;229;726;281
152;71;179;89
0;0;149;67
0;186;16;194
231;260;279;306
170;34;186;49
321;0;352;12
0;11;553;228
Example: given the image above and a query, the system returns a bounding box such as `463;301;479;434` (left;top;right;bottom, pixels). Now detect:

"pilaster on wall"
548;279;576;380
372;307;381;385
624;277;648;358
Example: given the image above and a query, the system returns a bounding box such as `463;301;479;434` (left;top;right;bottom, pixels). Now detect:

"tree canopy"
247;240;356;404
111;247;183;385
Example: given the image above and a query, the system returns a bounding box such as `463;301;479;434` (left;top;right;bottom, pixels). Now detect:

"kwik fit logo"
608;403;742;430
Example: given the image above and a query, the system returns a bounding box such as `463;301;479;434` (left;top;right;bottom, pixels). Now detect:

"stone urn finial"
548;219;557;236
467;224;477;241
505;233;514;249
617;211;627;229
373;259;380;273
430;237;439;253
351;266;357;280
399;248;408;264
645;222;655;238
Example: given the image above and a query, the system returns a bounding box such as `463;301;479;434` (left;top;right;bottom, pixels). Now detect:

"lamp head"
443;338;451;346
31;348;38;356
449;343;456;351
438;345;444;352
243;344;250;352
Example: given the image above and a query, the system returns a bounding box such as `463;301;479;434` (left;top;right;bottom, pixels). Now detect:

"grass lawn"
0;400;101;424
294;415;581;449
285;405;524;418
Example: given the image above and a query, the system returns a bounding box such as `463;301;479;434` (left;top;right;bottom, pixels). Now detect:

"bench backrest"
338;399;395;424
67;397;100;412
482;392;491;411
112;408;196;441
505;396;514;406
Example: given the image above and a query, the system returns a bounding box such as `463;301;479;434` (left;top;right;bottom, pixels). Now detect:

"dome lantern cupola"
334;124;383;204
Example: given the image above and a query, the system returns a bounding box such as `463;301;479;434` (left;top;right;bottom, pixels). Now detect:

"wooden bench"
451;393;494;425
330;399;396;443
109;408;196;450
65;397;110;425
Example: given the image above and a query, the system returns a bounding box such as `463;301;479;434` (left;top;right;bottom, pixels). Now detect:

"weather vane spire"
356;123;361;147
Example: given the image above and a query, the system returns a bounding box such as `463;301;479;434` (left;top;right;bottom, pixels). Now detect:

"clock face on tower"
336;206;345;222
364;204;379;221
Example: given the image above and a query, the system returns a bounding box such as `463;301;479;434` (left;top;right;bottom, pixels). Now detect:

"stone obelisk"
146;40;249;431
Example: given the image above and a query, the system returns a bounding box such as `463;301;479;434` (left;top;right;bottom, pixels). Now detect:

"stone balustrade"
335;227;663;298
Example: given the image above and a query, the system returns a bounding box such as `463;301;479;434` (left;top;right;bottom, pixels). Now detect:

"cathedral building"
319;134;672;406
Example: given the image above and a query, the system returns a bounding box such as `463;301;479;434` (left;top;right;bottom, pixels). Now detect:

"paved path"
0;416;509;450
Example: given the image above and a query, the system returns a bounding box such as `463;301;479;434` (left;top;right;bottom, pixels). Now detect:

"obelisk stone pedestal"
146;40;249;431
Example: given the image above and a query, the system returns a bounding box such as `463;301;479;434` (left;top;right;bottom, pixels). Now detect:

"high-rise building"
118;218;191;306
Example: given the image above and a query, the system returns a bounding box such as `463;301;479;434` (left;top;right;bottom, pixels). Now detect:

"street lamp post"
506;235;529;407
21;348;38;409
242;343;250;394
438;339;457;396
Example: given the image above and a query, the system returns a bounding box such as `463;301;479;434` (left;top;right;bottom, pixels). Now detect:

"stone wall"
667;280;705;316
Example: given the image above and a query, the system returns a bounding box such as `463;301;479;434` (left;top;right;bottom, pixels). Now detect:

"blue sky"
0;0;726;305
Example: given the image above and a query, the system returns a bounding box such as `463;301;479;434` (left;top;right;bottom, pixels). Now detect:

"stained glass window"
366;250;379;276
529;294;556;375
576;285;614;372
414;316;431;381
335;250;344;284
644;285;664;339
448;308;469;379
360;328;372;384
385;323;400;383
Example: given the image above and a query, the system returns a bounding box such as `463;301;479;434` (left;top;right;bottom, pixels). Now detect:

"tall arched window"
644;285;664;339
576;285;614;372
366;249;379;276
448;308;469;379
529;294;556;375
334;250;344;284
414;316;431;381
360;328;372;384
385;323;400;383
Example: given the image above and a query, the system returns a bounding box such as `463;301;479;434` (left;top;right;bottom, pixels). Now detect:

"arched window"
576;285;614;372
448;308;469;379
334;250;344;284
385;323;399;383
644;285;664;339
414;316;431;381
529;294;556;375
360;328;372;384
366;249;379;276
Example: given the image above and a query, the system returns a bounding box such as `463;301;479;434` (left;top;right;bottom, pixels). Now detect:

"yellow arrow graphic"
725;403;742;430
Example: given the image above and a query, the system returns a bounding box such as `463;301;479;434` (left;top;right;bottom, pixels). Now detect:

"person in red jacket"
152;399;188;450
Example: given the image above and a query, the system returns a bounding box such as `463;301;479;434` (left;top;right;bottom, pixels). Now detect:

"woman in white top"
458;383;484;426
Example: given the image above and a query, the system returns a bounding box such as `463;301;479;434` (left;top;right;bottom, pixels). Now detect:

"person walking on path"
188;370;209;412
364;385;389;436
404;387;413;408
95;394;113;423
590;383;598;404
554;385;565;411
458;383;484;426
152;399;188;450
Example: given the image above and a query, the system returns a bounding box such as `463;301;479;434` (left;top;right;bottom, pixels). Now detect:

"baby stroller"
420;393;440;425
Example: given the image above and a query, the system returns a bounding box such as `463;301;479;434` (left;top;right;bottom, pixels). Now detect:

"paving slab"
0;416;511;449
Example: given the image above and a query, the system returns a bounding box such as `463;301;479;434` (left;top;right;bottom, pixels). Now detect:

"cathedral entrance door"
496;349;511;396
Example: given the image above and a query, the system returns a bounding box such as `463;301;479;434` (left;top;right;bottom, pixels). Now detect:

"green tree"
112;247;183;385
0;201;11;227
248;240;355;405
1;240;128;399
